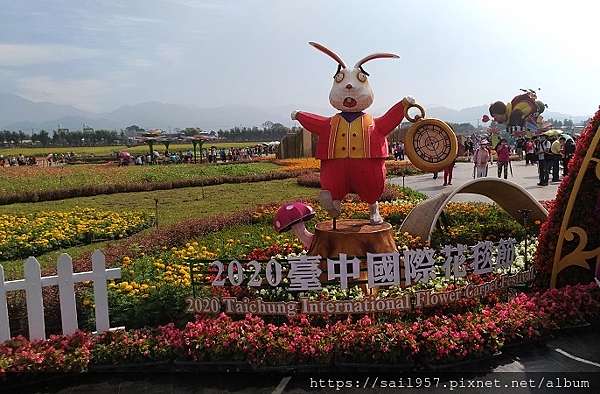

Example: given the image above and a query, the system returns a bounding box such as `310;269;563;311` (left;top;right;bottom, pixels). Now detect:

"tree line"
215;122;299;141
1;121;300;148
0;129;127;147
546;118;575;129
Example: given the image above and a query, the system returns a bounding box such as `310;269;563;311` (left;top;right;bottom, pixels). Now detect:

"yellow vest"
329;114;373;159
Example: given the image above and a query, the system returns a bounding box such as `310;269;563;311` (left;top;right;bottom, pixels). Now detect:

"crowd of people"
118;144;277;166
206;145;276;163
390;142;405;160
531;135;575;185
120;150;196;166
0;152;81;167
1;144;279;168
0;154;37;166
429;133;577;187
46;152;78;166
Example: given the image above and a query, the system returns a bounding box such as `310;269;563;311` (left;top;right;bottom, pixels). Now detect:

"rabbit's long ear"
308;42;346;68
354;53;399;69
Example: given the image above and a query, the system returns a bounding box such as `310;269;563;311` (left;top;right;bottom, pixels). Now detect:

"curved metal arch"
399;178;548;243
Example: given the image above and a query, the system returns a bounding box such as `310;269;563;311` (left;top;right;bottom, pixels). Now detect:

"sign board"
186;269;535;316
186;238;534;316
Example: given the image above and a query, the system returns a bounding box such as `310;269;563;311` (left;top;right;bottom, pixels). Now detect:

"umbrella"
543;129;563;137
562;134;574;141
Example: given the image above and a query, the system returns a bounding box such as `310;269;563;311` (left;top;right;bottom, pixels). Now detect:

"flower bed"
0;164;306;205
295;171;321;188
0;208;153;261
99;197;536;328
0;158;417;205
2;188;544;337
535;108;600;286
274;158;321;171
0;162;282;194
2;181;597;379
385;160;424;176
0;283;597;376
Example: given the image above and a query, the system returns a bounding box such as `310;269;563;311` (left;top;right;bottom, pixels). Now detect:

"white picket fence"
0;250;121;341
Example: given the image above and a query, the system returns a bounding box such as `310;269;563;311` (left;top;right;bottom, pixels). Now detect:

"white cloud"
16;76;109;111
160;0;225;9
108;15;165;27
0;68;18;79
156;44;185;66
0;44;101;66
124;58;154;68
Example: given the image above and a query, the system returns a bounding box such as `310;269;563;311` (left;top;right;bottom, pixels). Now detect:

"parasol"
562;134;574;141
543;129;563;137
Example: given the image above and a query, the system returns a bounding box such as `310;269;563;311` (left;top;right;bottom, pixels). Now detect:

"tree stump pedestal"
307;219;398;291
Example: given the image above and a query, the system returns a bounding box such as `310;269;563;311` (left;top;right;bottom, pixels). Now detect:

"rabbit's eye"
334;72;344;83
357;72;368;82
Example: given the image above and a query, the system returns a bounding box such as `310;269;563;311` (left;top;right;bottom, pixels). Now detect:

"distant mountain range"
426;105;589;126
0;93;590;132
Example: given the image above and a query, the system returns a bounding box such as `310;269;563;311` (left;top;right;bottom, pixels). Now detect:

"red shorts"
320;158;386;204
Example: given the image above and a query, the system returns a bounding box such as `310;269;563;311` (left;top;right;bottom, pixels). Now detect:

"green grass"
0;178;317;279
0;142;269;158
0;162;281;194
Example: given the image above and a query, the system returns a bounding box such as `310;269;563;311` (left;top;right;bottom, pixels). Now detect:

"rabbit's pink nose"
345;84;353;89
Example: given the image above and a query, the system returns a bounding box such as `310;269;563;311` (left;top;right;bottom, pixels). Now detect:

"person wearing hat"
473;140;491;178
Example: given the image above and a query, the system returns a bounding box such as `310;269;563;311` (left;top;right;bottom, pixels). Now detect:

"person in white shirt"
473;140;491;178
536;136;551;186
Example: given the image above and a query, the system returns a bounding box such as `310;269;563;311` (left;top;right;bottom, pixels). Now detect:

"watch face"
412;122;452;163
405;119;458;172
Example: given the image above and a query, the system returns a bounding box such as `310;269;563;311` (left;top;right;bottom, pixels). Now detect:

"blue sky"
0;0;598;116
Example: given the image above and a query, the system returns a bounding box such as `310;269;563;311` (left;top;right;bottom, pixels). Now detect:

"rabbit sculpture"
292;42;414;224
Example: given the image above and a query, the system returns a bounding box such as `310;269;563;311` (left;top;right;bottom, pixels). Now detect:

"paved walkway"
389;160;560;203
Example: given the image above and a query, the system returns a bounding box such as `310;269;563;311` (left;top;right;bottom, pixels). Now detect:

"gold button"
341;133;346;137
342;147;346;151
352;147;356;150
352;133;357;137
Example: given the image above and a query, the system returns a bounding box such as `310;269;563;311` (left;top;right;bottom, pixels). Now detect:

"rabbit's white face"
329;68;373;112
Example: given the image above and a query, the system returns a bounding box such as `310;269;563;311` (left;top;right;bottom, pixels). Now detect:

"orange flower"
274;158;320;171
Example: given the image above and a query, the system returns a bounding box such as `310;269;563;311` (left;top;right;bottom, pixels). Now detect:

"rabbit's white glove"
291;110;299;120
403;96;416;105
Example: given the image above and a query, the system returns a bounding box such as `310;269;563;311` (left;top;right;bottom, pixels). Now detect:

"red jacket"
295;100;407;160
496;144;511;162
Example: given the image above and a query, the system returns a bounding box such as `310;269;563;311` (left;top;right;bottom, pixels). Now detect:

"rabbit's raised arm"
292;111;330;136
374;97;415;136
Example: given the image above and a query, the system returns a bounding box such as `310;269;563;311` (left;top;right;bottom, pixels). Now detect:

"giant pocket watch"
403;103;458;172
